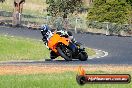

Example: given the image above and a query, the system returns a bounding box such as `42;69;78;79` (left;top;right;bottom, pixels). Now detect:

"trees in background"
46;0;83;17
87;0;132;24
12;0;25;26
126;0;132;6
0;0;5;3
0;0;25;26
46;0;83;29
46;0;131;24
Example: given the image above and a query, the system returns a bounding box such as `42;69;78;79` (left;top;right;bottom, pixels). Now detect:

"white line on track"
88;49;108;59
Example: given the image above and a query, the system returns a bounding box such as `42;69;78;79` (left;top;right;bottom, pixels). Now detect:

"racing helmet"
40;25;50;36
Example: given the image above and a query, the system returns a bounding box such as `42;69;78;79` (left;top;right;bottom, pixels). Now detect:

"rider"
40;25;81;60
41;25;58;60
40;25;53;48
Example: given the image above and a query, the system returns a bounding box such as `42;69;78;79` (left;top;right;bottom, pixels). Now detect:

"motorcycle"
47;32;88;61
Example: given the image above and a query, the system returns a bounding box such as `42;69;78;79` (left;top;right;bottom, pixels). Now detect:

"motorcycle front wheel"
57;46;72;61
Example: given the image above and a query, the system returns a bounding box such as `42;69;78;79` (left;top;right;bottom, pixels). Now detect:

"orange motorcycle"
47;32;88;61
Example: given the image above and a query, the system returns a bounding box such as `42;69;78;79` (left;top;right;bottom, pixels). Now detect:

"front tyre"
79;52;88;61
57;47;72;61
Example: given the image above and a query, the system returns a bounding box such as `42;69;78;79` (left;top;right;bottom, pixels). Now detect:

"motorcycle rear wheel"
79;52;88;61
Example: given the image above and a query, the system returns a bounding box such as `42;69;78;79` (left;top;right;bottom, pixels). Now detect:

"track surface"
0;26;132;65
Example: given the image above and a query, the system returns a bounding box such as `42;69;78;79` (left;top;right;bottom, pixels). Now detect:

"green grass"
0;35;95;61
0;71;131;88
0;35;50;61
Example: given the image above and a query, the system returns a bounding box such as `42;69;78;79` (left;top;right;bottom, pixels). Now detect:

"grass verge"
0;35;50;61
0;71;131;88
0;35;95;61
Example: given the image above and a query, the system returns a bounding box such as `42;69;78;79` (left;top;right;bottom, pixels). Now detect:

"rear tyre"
79;52;88;61
57;47;72;61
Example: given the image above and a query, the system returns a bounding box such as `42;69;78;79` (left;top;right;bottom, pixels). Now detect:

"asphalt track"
0;26;132;65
